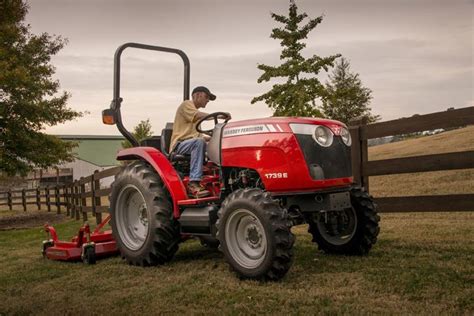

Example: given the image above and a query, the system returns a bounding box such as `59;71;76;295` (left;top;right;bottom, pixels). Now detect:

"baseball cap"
192;86;216;101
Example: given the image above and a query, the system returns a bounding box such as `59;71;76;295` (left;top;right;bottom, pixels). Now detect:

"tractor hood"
223;117;348;137
219;116;353;193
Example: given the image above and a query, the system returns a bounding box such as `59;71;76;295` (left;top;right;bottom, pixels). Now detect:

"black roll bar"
110;42;191;146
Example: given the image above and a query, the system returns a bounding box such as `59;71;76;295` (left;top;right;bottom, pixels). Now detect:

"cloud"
27;0;472;134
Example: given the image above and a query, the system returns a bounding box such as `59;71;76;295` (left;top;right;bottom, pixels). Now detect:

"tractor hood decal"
223;124;281;137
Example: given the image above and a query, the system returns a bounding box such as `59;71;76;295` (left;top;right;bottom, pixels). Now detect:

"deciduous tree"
121;119;153;149
0;0;82;176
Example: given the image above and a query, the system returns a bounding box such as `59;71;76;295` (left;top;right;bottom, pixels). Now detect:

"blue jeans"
174;138;206;182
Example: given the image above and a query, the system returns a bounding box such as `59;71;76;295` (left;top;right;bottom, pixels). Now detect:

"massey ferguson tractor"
102;43;380;280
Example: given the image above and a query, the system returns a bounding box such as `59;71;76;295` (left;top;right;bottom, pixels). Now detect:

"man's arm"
193;111;232;122
193;111;210;122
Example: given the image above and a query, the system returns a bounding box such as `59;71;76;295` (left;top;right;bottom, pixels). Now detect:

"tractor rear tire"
308;187;380;255
110;161;180;266
217;188;294;280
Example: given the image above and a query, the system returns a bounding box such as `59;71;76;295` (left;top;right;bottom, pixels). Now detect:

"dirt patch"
0;212;69;230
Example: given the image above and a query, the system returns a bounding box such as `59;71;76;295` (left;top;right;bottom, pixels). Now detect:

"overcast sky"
26;0;473;136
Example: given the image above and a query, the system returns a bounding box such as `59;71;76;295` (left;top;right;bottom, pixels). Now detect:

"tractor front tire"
308;187;380;255
110;161;180;266
217;188;294;280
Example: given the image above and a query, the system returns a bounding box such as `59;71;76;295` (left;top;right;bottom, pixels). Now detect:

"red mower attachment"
42;215;118;264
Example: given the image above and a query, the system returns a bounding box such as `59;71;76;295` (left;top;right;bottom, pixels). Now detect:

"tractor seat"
160;123;190;162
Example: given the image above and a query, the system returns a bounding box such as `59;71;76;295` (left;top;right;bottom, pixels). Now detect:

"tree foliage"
121;119;153;149
0;0;82;176
251;0;340;117
321;57;379;124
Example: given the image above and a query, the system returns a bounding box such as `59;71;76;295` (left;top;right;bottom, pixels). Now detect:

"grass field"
0;126;473;314
369;125;474;197
0;212;472;315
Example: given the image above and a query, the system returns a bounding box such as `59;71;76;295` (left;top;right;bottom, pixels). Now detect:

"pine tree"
321;57;379;124
251;0;340;117
0;0;82;176
121;119;153;149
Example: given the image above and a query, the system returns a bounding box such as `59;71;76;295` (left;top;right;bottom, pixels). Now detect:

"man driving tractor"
103;43;379;280
170;86;230;198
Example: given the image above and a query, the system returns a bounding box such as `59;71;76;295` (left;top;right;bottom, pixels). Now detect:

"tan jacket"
170;100;201;151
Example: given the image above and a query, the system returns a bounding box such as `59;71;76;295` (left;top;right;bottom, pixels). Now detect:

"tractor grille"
294;135;352;180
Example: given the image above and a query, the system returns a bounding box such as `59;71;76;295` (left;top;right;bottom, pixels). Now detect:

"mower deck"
42;215;118;264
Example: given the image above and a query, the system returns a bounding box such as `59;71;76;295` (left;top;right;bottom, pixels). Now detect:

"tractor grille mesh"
294;135;352;180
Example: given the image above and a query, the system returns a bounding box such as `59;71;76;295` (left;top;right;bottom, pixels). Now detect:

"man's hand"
202;135;211;142
221;112;232;120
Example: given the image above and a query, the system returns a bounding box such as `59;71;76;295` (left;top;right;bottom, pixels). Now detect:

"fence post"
349;125;361;186
349;118;362;187
62;184;67;214
360;120;369;192
36;187;41;210
349;117;369;192
55;186;60;214
80;177;87;222
22;189;26;212
7;189;12;211
92;170;102;224
74;181;80;220
91;172;96;218
71;182;76;219
46;186;51;212
66;184;71;216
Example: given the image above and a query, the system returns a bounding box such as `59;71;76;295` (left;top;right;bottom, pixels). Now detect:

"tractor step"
178;205;218;236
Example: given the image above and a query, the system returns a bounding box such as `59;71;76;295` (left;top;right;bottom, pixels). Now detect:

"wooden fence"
0;106;473;219
0;167;121;224
349;106;474;212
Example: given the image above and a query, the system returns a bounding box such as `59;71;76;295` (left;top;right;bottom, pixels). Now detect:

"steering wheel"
196;112;231;136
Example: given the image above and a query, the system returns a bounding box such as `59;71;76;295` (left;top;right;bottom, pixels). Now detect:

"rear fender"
117;147;187;217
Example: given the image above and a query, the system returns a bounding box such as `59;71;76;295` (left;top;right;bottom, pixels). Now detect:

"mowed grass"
0;212;472;315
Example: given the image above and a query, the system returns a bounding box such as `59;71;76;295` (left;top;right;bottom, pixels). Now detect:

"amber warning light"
102;109;116;125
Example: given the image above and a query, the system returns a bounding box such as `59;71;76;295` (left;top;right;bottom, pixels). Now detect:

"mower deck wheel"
42;240;54;258
82;244;96;264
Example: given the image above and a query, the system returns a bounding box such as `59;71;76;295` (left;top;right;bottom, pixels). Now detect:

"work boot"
187;181;211;198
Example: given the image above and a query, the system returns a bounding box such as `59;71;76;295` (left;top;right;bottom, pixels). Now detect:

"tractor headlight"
340;127;352;146
289;123;335;147
312;125;333;147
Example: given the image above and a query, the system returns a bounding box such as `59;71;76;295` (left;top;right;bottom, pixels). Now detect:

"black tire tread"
216;188;295;280
110;161;180;266
308;187;380;255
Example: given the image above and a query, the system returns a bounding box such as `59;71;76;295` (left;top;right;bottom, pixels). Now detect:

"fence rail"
349;106;474;213
1;106;473;219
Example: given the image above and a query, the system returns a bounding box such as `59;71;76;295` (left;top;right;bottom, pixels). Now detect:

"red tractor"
103;43;380;280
